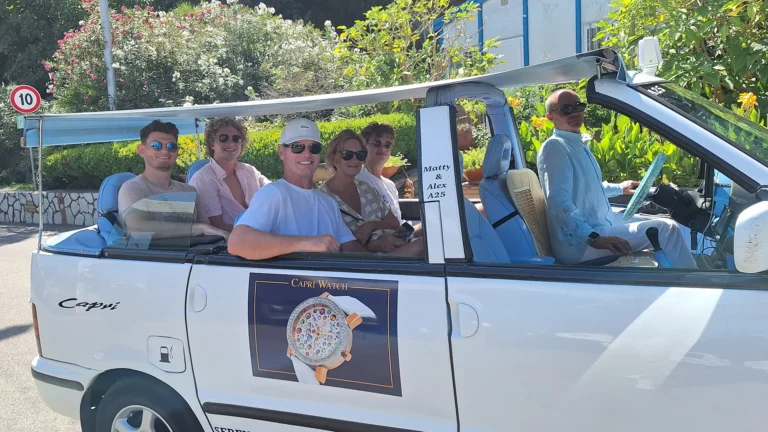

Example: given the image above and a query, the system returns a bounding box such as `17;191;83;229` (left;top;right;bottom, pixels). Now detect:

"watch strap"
289;355;319;385
327;294;376;319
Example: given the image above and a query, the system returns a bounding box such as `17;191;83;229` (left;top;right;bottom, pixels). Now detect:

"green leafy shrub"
44;1;341;112
43;113;416;189
517;112;700;187
384;153;410;168
0;83;55;185
461;145;485;171
333;0;501;114
597;0;768;111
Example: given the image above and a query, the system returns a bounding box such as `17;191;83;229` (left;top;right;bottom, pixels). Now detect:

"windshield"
106;191;197;251
639;83;768;168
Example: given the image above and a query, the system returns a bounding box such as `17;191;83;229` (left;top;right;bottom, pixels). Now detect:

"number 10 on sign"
10;85;41;114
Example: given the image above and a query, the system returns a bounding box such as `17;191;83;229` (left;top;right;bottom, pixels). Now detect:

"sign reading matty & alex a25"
10;85;41;114
248;273;402;397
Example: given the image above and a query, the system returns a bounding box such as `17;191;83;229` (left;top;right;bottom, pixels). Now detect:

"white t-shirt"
235;179;356;244
357;167;402;223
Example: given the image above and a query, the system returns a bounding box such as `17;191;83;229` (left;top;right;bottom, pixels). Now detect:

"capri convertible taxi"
27;41;768;432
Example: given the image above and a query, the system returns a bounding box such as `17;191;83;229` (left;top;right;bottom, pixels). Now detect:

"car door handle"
189;284;207;313
457;303;479;338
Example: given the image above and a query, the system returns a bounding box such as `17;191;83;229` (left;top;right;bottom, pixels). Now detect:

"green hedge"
43;114;417;190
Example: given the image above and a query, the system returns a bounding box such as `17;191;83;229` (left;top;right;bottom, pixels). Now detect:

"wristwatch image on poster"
248;273;402;397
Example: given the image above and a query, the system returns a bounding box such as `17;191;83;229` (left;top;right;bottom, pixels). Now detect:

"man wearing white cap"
229;118;367;260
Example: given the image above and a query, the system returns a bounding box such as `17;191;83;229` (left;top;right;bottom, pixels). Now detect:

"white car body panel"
206;414;317;432
30;250;213;431
448;276;768;431
30;355;98;420
186;265;457;431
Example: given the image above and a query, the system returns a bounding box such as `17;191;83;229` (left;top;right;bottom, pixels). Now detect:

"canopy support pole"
37;118;44;250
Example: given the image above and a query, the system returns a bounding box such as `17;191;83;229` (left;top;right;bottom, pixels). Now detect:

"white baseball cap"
280;118;321;145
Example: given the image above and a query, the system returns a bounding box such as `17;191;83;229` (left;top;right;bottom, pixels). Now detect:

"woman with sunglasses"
319;130;424;257
189;118;271;232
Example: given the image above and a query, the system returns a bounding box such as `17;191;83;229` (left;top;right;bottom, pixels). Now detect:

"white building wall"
528;0;576;65
482;0;524;72
476;0;613;72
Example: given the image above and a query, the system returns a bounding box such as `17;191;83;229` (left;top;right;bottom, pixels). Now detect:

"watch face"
286;297;348;366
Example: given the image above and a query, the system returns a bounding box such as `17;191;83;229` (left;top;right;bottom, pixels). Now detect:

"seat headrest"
187;159;210;184
482;134;512;179
98;172;136;214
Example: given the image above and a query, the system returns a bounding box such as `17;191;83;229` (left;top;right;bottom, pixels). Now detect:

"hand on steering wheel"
623;153;667;221
620;180;640;195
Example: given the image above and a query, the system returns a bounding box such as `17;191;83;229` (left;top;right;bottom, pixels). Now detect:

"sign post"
9;85;43;204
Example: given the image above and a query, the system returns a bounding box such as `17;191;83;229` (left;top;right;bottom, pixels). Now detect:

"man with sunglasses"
537;89;696;268
228;118;368;260
117;120;228;239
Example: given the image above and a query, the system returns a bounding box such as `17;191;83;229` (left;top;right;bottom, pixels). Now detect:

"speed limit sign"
10;85;42;114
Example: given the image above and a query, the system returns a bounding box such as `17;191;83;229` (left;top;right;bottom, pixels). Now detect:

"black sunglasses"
283;142;322;155
218;134;243;144
551;102;587;115
340;150;368;161
150;141;179;152
368;139;393;149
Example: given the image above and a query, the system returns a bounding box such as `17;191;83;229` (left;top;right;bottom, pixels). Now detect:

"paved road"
0;224;79;431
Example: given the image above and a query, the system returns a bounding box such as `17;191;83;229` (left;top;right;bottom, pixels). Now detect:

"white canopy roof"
24;48;625;147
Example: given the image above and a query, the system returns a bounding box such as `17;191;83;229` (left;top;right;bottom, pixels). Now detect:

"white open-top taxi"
26;41;768;432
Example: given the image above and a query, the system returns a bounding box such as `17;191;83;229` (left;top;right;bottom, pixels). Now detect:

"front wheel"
94;377;203;432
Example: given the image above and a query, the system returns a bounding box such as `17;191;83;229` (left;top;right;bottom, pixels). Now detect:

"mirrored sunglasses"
150;141;179;152
218;134;243;144
283;142;322;155
552;102;587;115
340;150;368;161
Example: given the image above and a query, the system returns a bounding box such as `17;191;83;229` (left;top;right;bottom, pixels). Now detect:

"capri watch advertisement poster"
247;273;402;397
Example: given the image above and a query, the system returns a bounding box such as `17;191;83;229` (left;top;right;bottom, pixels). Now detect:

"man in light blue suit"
537;89;697;268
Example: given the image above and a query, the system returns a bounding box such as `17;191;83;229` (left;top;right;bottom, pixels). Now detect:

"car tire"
94;376;203;432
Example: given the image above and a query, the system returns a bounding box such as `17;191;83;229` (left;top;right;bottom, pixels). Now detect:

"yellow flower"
531;115;546;129
738;92;757;111
507;96;524;109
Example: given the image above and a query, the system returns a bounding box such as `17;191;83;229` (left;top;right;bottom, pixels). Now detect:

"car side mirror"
734;201;768;273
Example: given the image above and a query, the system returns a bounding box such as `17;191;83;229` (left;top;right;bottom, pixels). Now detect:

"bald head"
544;89;585;133
545;89;579;113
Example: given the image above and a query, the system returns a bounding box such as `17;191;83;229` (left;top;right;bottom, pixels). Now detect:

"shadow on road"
0;225;38;247
0;324;32;342
0;223;81;248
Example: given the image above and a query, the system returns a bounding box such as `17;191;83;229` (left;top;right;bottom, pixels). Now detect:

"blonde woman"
189;118;270;232
319;129;424;257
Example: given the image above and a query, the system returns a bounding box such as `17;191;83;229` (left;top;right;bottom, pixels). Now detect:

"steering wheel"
623;153;667;221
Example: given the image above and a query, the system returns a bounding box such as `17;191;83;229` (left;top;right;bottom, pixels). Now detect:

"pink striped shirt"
189;158;271;225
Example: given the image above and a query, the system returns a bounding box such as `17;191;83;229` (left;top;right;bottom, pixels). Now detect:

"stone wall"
0;191;98;226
